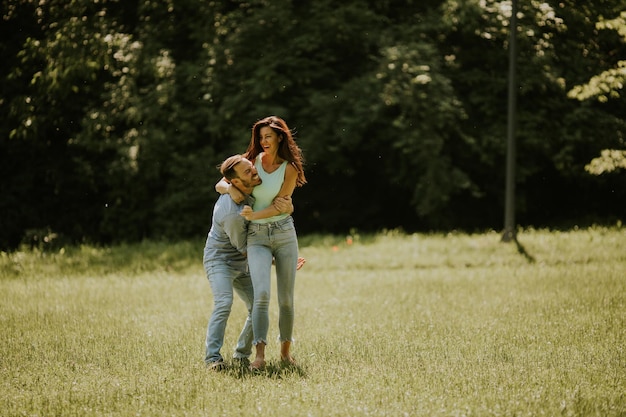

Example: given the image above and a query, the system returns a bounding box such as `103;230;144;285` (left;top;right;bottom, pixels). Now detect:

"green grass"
1;227;624;416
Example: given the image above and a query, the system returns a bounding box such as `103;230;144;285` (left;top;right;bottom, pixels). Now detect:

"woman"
218;116;306;370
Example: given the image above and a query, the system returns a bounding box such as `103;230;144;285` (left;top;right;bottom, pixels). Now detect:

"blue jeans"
247;216;299;345
204;262;254;363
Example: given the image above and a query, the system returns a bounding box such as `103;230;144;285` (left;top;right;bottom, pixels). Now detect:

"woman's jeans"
247;216;298;346
204;262;254;364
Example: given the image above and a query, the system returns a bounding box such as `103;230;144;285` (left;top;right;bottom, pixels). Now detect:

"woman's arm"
216;177;245;204
240;164;298;221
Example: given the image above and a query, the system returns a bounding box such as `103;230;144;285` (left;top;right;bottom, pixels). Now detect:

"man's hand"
297;257;306;270
272;256;306;270
240;205;254;221
273;196;294;214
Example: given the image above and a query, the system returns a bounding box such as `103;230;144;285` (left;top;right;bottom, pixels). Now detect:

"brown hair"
219;154;244;181
244;116;307;187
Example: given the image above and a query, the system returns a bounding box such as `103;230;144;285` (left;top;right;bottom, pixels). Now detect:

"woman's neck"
263;151;282;165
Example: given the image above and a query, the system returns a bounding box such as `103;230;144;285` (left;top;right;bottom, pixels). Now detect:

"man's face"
232;158;261;191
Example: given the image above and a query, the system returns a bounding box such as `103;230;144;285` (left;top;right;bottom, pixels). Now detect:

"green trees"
1;0;624;250
568;12;626;175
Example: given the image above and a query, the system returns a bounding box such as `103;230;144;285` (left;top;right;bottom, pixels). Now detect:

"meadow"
1;227;624;416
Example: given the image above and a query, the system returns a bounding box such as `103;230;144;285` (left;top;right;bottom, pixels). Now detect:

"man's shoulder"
214;195;243;221
215;193;239;209
216;193;254;208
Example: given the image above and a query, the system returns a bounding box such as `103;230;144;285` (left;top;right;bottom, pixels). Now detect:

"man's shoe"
233;357;250;369
207;359;228;371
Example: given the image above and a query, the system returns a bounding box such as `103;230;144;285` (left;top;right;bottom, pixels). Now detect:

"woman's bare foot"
249;358;266;371
250;342;266;371
280;355;297;366
280;340;296;366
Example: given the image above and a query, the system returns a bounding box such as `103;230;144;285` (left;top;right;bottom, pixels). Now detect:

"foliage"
568;11;626;176
568;12;626;103
1;0;625;250
585;149;626;174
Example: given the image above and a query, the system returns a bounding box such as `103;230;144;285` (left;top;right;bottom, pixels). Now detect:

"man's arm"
222;211;248;255
272;196;294;214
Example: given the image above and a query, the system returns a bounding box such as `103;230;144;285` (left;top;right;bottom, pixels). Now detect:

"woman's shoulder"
284;162;297;177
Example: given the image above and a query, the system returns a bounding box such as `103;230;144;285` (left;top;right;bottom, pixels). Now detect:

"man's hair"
219;154;244;181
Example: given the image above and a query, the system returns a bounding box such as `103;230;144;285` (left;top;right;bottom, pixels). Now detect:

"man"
203;154;294;371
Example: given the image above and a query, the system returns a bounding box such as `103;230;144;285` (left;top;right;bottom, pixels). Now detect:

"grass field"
1;227;624;416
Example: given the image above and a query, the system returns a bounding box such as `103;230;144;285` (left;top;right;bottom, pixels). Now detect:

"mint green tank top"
251;154;289;224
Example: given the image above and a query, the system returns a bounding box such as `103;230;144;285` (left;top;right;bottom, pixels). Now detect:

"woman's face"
258;126;281;154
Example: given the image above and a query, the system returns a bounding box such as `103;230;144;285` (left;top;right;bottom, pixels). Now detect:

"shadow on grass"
224;360;307;379
514;237;536;263
502;230;536;263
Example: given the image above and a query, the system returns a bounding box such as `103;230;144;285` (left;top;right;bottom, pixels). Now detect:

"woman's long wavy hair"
244;115;307;187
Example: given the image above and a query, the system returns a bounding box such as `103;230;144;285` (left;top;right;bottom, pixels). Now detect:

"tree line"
1;0;624;251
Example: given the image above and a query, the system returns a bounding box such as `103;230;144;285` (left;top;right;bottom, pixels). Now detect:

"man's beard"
239;176;261;189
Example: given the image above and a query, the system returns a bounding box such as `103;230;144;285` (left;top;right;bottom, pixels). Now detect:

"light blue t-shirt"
251;154;289;224
203;193;252;272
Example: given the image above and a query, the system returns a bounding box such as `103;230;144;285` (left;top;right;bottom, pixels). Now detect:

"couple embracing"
202;116;306;372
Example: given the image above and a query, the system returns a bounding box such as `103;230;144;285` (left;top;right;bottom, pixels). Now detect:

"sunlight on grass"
1;227;624;416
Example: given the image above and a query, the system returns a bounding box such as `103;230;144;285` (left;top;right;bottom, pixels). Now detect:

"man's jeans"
247;216;299;345
204;262;254;363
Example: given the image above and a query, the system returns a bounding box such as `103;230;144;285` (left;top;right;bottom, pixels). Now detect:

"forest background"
1;0;624;251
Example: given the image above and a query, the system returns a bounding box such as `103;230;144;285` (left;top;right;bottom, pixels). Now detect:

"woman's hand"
216;179;245;204
240;205;255;221
229;185;245;204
